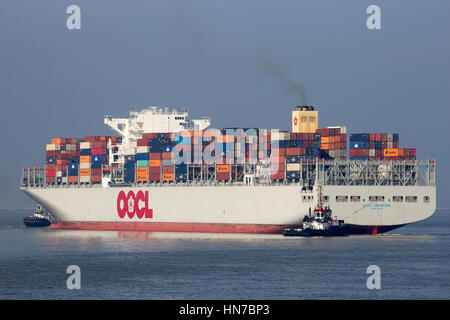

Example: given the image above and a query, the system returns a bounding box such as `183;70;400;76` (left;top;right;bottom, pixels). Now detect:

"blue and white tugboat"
283;186;348;237
23;204;52;227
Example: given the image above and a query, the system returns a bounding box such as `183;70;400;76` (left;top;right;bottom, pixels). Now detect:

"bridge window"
424;196;430;203
351;196;361;202
393;196;403;202
336;196;348;202
322;195;329;202
405;196;417;203
369;196;385;202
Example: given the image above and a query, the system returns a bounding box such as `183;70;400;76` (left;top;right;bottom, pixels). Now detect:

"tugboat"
283;186;348;237
23;204;52;227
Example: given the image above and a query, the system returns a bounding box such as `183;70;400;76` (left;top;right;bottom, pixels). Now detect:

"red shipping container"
68;176;78;183
287;148;301;156
150;152;161;160
46;151;56;157
46;164;56;171
91;148;106;155
162;152;172;160
46;176;56;183
142;133;157;140
369;133;376;141
162;166;174;174
92;141;106;149
91;168;102;176
393;141;399;148
381;133;387;141
91;175;102;183
149;166;161;173
137;139;148;147
216;172;230;180
46;170;56;177
271;172;285;180
149;173;161;181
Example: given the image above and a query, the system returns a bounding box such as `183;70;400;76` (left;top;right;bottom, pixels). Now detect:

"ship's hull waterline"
21;184;436;235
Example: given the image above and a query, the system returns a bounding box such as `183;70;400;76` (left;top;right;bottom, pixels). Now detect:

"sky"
0;0;449;208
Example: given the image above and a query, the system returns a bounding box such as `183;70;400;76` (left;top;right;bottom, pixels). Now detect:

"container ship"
20;106;436;234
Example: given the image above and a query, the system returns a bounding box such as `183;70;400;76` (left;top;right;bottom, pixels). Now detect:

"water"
0;209;449;299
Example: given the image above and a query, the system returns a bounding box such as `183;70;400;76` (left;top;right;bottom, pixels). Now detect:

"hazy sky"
0;0;449;208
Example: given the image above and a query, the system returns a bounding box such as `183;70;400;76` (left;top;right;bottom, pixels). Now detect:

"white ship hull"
21;184;436;234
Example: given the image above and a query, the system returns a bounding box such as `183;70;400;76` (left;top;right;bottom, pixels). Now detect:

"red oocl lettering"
117;190;153;219
135;190;145;219
117;191;127;218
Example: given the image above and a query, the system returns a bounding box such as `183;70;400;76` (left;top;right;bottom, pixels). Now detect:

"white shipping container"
80;162;90;169
387;134;393;142
62;177;68;183
79;176;91;183
66;144;77;151
271;132;290;140
46;144;61;151
287;163;300;171
387;141;393;149
124;147;137;155
369;149;375;157
56;171;63;177
137;146;149;153
327;126;347;134
80;142;91;149
128;141;137;148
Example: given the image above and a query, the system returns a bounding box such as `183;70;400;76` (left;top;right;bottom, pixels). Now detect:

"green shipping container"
137;160;149;167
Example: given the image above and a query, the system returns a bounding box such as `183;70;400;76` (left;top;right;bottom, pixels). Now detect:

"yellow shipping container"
384;148;399;157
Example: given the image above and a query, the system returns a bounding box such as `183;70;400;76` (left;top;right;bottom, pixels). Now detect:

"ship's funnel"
292;106;318;133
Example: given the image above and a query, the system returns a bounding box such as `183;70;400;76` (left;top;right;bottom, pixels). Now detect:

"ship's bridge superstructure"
104;106;211;145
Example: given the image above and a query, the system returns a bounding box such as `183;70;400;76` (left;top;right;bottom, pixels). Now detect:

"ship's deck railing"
20;160;435;189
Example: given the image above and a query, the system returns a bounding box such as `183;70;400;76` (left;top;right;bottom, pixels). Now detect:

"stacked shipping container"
349;133;416;161
316;127;347;160
46;138;80;184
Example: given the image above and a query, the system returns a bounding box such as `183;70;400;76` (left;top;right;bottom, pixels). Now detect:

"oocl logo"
117;190;153;219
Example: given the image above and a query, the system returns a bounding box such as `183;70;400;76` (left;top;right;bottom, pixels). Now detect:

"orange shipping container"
321;137;330;144
80;169;90;176
149;160;161;167
218;135;234;143
384;148;399;157
286;148;301;156
80;155;91;163
162;173;174;181
181;131;194;138
137;167;148;182
137;167;148;175
51;138;62;144
217;164;230;173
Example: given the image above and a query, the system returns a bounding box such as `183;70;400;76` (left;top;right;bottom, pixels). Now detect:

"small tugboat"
23;204;52;227
283;186;348;237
